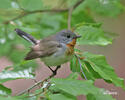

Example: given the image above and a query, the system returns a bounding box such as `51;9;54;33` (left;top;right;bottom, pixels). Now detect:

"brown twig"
17;71;57;96
73;0;84;9
67;0;84;30
4;0;84;24
25;83;49;98
17;66;61;96
68;7;73;30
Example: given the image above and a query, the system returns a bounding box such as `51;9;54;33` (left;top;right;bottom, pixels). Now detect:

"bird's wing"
25;40;61;60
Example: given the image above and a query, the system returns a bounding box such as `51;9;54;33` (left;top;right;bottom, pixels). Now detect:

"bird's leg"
54;65;61;75
48;65;61;75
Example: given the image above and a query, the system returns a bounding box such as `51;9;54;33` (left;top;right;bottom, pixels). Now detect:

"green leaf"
87;94;96;100
20;13;67;39
19;0;43;11
37;13;66;37
0;0;11;9
51;79;93;96
75;24;113;46
0;84;11;95
12;60;37;70
50;78;115;100
71;51;125;89
71;0;95;25
49;94;76;100
0;60;37;84
0;0;21;22
0;96;19;100
72;10;95;26
70;55;80;72
0;9;21;22
83;52;125;89
66;73;79;80
85;0;124;17
70;54;101;80
0;67;34;84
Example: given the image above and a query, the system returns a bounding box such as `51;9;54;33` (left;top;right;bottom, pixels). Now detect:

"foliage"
0;84;11;95
0;0;125;100
70;52;125;89
0;60;37;84
75;23;114;46
49;77;115;100
85;0;124;17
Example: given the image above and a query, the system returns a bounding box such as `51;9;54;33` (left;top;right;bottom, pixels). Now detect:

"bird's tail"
15;28;37;45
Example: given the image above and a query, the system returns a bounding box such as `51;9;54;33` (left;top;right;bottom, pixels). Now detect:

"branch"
3;9;68;24
68;7;73;30
17;70;57;96
17;65;61;96
73;0;84;9
67;0;84;30
4;0;84;24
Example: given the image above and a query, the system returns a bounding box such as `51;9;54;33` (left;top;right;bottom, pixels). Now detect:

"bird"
15;29;81;74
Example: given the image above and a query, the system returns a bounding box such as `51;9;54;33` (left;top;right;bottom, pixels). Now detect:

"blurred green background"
0;0;125;100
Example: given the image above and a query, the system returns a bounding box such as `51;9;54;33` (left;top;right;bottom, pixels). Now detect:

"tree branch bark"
4;0;84;24
17;69;58;96
68;7;73;30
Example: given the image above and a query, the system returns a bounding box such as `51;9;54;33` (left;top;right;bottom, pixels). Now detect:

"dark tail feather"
15;28;37;45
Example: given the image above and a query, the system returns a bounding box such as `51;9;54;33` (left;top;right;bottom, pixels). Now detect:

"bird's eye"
67;35;70;38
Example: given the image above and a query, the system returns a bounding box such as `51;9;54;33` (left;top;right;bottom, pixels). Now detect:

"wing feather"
25;41;61;60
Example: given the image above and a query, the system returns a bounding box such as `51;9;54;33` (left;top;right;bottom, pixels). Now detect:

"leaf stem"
75;54;87;80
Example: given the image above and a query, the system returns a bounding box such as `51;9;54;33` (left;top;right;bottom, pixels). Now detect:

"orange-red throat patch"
66;39;76;55
66;38;76;47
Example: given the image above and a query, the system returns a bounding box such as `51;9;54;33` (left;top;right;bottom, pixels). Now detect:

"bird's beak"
76;35;81;38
